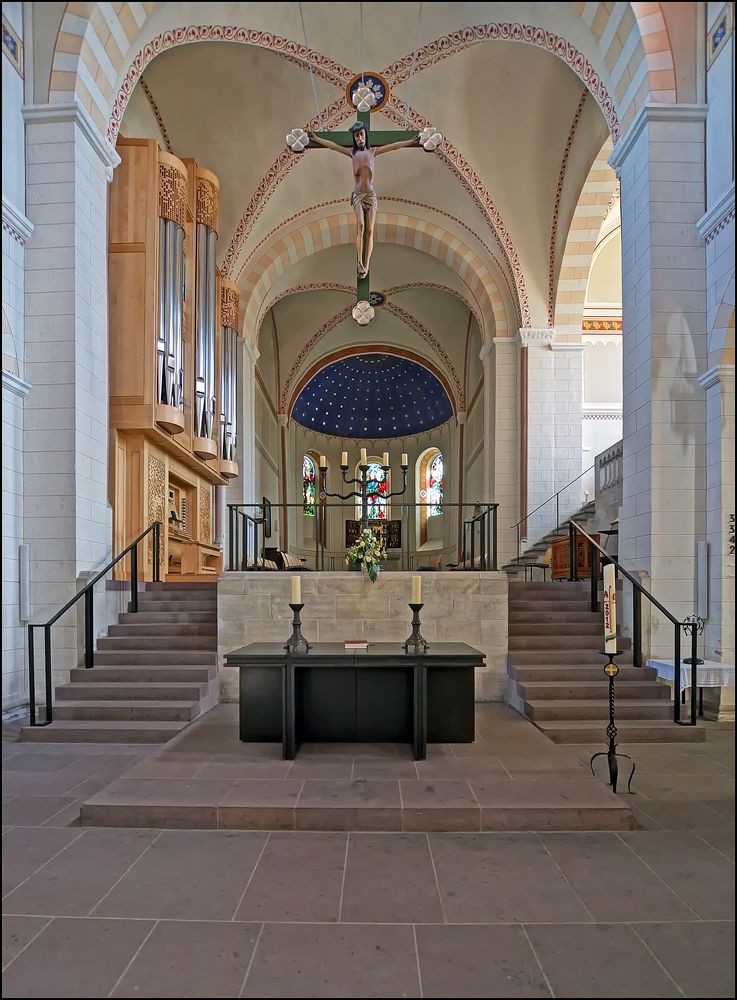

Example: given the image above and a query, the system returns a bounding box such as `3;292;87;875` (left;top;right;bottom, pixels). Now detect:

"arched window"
302;454;317;516
356;460;389;521
417;448;444;546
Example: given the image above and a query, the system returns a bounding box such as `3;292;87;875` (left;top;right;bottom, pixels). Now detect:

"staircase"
507;581;704;743
503;500;597;579
21;582;218;743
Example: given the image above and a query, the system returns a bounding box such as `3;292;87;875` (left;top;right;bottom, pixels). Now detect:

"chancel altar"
345;519;401;549
224;641;485;760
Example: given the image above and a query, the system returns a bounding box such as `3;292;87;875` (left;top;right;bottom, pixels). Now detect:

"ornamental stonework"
200;486;212;544
147;455;166;569
157;164;187;227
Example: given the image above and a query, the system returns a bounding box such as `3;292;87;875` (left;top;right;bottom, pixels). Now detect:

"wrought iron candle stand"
319;456;408;529
680;615;706;719
403;602;429;654
589;652;636;794
285;603;312;654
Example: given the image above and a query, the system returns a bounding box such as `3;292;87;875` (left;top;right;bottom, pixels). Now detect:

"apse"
291;354;453;438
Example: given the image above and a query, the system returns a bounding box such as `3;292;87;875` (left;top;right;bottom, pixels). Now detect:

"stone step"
50;700;201;722
517;680;668;700
508;622;602;636
94;650;216;666
511;650;633;664
144;582;217;592
509;601;593;612
537;720;706;744
508;583;588;593
511;665;656;682
136;600;217;612
524;698;674;721
509;635;609;650
20;719;189;744
119;611;217;625
509;612;602;624
70;665;214;684
56;681;207;701
108;623;217;637
97;635;216;651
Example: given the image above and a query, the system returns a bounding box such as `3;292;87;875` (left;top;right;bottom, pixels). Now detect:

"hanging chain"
403;1;423;129
298;2;323;129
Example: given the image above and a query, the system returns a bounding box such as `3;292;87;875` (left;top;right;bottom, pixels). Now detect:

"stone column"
481;337;518;566
518;328;556;544
22;102;118;682
610;104;708;657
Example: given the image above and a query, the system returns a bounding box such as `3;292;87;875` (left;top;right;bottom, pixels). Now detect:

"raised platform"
79;703;637;832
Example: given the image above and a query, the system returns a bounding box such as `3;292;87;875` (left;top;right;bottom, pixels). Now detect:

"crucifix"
287;95;442;324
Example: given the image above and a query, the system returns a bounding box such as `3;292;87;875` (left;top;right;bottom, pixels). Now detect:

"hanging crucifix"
286;77;442;324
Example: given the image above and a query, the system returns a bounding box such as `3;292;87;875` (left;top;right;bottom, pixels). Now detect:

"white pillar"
481;338;518;566
610;104;708;657
22;102;118;681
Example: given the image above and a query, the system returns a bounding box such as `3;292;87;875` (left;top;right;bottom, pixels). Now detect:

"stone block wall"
218;571;508;703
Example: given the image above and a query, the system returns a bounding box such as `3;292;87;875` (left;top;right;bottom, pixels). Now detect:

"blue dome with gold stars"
292;354;453;438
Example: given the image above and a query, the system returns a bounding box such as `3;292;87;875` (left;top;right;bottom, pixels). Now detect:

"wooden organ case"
108;138;240;580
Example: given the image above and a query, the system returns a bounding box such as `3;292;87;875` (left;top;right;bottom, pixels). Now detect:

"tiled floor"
2;706;734;998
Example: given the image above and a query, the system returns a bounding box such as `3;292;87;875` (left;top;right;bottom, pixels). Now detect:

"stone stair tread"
21;719;188;733
51;699;197;709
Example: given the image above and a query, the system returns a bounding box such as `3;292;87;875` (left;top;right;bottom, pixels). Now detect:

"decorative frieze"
157;159;187;227
518;328;555;347
196;172;220;234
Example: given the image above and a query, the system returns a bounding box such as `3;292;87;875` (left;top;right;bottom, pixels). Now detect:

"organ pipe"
219;278;240;479
155;155;187;435
192;170;220;461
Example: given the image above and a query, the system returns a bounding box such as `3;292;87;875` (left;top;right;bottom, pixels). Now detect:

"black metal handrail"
27;521;162;727
568;519;702;727
511;464;595;560
227;500;499;573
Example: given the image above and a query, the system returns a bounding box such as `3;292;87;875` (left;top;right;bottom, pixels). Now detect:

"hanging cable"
360;2;365;85
299;2;323;129
403;1;423;129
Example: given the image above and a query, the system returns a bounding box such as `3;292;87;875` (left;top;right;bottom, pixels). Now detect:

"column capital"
2;197;33;245
518;328;555;347
22;101;121;180
277;413;288;427
456;411;467;425
609;102;708;175
698;364;735;390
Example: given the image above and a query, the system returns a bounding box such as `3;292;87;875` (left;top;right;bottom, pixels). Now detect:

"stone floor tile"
2;915;51;969
540;832;695;921
416;923;550;998
41;798;83;828
429;832;590;923
93;830;268;920
193;760;293;780
3;828;158;917
1;795;77;827
527;923;681;997
235;831;346;921
81;777;235;829
694;828;735;861
241;923;420;998
111;919;261;998
218;779;303;829
1;826;83;896
351;759;419;779
0;917;154;998
400;778;481;831
341;832;444;922
2;753;85;773
634;799;733;830
635;921;736;998
415;757;507;779
286;757;355;779
620;831;736;919
122;760;210;779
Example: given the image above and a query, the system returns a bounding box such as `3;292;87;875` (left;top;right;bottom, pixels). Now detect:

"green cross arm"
307;109;422;304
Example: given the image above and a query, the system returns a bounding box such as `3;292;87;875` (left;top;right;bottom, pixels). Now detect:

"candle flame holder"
403;602;429;655
589;651;636;794
285;603;312;654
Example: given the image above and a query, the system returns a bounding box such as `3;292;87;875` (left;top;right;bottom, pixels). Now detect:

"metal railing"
226;500;499;573
511;465;595;562
27;522;162;727
568;519;702;727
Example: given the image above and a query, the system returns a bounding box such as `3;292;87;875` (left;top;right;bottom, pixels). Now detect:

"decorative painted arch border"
50;6;674;150
553;136;618;337
242;213;507;349
707;270;735;367
286;344;459;422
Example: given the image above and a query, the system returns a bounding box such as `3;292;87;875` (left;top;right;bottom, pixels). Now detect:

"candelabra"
589;651;636;794
319;452;409;529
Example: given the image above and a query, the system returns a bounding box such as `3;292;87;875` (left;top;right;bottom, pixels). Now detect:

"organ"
108;138;239;579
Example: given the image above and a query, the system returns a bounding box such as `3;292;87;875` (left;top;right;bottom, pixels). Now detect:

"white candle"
341;451;348;467
360;448;367;465
412;575;422;604
291;576;301;604
382;452;389;467
319;455;327;469
603;563;616;653
401;453;408;467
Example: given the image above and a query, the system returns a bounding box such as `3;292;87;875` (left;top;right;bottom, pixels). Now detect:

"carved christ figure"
308;122;420;278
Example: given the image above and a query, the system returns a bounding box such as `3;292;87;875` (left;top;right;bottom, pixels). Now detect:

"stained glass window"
363;461;388;520
427;453;444;516
302;455;316;516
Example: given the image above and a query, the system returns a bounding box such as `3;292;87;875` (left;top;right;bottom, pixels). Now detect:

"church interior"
2;2;734;996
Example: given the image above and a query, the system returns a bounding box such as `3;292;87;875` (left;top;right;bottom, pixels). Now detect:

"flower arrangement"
345;527;387;583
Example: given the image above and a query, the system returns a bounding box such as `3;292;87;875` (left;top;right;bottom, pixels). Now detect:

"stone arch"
708;271;735;367
242;213;508;347
415;445;444;548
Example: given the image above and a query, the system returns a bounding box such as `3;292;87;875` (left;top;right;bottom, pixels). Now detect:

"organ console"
108;138;239;579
